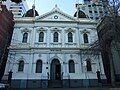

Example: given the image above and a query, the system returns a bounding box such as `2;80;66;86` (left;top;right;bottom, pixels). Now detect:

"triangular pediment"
36;5;76;21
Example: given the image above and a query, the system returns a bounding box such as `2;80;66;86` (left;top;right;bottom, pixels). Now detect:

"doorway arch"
50;59;61;80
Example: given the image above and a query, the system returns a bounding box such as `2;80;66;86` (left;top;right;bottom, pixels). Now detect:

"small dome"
24;9;39;17
74;10;87;18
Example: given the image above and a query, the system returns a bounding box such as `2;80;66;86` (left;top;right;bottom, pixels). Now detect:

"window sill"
65;43;76;45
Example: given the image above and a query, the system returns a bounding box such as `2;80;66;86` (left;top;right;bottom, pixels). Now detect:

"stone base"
115;74;120;82
2;79;107;88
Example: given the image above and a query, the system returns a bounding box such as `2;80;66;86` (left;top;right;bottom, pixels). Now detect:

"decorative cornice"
20;28;32;33
80;29;90;34
65;27;76;32
35;27;47;32
50;27;62;32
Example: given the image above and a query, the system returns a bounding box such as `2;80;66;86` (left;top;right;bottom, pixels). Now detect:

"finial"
55;4;58;8
52;4;60;11
32;4;35;9
32;4;35;17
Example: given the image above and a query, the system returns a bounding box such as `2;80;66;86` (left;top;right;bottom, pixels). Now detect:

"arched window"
53;32;58;42
68;32;73;42
83;33;89;43
86;60;92;71
36;60;42;73
69;60;75;73
22;32;28;43
18;60;24;71
39;32;44;42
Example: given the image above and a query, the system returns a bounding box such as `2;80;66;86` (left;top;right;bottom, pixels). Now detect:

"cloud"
27;0;34;9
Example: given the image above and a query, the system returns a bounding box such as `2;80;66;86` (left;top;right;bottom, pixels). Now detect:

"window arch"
39;32;44;42
68;32;73;42
22;32;28;43
53;32;58;42
86;60;92;71
36;60;42;73
83;33;89;43
69;60;75;73
18;60;24;71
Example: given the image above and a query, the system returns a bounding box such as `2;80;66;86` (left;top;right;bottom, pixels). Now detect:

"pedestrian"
96;70;101;83
7;70;13;85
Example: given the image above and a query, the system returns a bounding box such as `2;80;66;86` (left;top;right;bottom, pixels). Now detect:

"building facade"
4;5;106;88
74;0;105;20
3;0;28;17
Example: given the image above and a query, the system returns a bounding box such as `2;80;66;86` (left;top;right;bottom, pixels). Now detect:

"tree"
104;0;120;83
97;0;120;86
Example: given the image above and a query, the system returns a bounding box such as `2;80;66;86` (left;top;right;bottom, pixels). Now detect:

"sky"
26;0;83;16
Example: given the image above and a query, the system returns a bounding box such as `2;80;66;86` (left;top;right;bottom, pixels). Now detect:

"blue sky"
26;0;83;16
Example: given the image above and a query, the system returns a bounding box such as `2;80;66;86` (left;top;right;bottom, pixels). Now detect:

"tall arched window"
39;32;44;42
68;32;73;42
22;32;28;43
36;60;42;73
18;60;24;71
69;60;75;73
83;33;89;43
53;32;58;42
86;60;92;71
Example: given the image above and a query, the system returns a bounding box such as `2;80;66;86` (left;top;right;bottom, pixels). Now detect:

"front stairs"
48;80;62;88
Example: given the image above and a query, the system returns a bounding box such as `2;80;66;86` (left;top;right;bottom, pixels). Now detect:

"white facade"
4;5;106;88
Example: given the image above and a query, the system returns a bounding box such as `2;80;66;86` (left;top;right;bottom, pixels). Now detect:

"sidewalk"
9;87;120;90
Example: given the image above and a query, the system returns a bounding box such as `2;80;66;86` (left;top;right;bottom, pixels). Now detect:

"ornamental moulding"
80;29;90;34
50;27;62;32
36;27;47;32
65;28;76;32
20;28;32;33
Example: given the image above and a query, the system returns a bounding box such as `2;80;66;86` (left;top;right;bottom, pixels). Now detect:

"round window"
54;15;58;19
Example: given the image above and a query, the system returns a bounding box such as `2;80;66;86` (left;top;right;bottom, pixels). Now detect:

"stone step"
48;80;62;88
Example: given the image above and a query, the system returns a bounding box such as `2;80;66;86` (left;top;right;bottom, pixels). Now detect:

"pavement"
9;87;120;90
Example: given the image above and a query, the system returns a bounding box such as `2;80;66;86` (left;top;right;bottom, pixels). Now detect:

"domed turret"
23;5;39;17
74;10;87;18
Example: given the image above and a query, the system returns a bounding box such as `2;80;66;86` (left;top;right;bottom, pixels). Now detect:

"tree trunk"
108;47;115;86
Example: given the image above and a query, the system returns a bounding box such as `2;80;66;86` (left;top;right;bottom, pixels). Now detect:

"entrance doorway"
49;59;62;87
50;59;61;80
